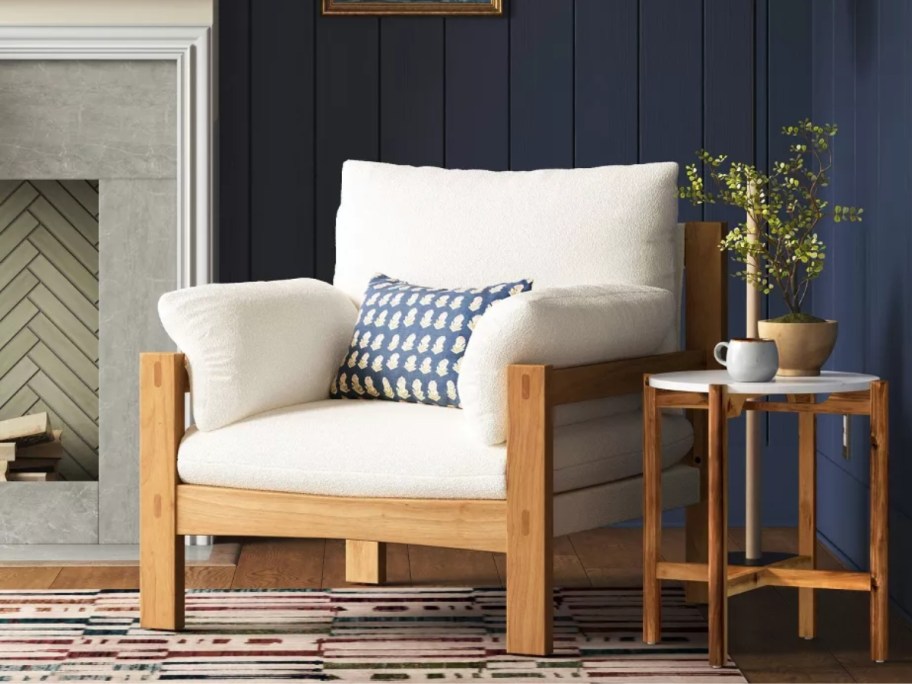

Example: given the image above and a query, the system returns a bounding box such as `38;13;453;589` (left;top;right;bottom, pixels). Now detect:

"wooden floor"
1;527;910;682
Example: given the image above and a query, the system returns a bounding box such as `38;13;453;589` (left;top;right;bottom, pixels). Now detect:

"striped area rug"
0;586;744;681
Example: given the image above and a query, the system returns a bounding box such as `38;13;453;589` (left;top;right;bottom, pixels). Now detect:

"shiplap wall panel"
639;0;703;222
574;0;639;167
250;0;315;281
510;0;573;170
0;180;99;480
216;0;251;285
314;10;379;283
380;18;445;167
445;15;509;171
808;0;912;620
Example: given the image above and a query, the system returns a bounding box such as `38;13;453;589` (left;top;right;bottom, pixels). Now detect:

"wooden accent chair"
140;162;726;656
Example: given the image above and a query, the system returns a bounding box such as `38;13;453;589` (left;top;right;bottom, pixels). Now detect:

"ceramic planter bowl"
757;319;838;377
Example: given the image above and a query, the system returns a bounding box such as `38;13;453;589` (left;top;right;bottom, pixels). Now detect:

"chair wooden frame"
139;221;728;655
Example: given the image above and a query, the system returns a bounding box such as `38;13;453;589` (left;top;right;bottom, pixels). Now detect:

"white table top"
648;370;879;395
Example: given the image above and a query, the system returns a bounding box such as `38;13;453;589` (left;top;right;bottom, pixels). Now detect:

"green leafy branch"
679;119;862;317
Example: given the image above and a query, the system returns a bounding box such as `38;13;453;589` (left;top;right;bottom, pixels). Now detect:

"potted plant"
679;119;863;376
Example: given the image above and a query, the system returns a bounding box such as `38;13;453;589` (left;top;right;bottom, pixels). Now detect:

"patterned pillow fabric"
331;274;532;408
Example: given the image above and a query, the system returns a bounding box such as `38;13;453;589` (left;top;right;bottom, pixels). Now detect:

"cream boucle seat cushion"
177;400;693;500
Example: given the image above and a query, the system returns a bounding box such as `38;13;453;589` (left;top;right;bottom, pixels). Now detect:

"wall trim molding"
0;25;213;289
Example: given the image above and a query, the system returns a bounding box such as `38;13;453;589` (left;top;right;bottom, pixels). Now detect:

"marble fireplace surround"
0;27;212;545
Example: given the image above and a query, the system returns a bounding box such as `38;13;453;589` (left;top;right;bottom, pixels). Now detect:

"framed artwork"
322;0;502;16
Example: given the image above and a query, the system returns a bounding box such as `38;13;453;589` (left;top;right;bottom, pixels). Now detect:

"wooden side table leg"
685;407;709;604
707;385;728;668
643;377;662;645
796;394;817;639
870;381;889;663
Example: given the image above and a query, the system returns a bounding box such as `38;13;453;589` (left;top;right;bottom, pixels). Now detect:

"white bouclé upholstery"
459;283;676;445
334;161;680;304
159;279;356;432
177;400;692;499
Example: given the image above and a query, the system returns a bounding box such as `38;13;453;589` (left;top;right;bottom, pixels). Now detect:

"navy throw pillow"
331;274;532;408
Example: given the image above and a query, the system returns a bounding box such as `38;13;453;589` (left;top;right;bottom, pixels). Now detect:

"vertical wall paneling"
704;0;756;524
216;0;251;283
817;0;881;518
900;0;912;523
315;11;380;282
810;0;840;462
765;0;812;323
574;0;638;167
638;0;703;222
509;0;573;170
761;0;813;526
754;0;768;174
703;0;754;273
831;0;858;340
874;0;911;518
821;0;867;471
379;18;445;167
811;0;912;622
882;0;912;620
848;0;876;473
445;16;509;170
250;0;315;280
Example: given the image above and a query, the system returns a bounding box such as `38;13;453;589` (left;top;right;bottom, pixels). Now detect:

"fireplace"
0;180;100;482
0;27;211;545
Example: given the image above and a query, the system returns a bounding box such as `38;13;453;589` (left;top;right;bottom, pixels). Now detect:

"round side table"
641;370;888;668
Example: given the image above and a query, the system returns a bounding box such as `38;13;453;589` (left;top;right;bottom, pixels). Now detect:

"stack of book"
0;413;64;482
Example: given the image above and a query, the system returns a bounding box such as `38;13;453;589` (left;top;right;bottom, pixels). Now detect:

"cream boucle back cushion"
159;278;356;431
333;160;680;303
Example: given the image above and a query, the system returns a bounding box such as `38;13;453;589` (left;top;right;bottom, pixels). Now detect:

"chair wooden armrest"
547;350;706;406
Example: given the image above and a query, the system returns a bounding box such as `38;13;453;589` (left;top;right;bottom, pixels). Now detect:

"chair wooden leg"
506;542;552;656
506;364;553;656
140;525;185;630
795;394;817;639
685;407;709;604
346;540;387;584
870;381;889;663
643;378;662;644
707;385;728;668
139;353;185;631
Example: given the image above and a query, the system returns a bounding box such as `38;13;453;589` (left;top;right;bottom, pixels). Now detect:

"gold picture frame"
322;0;502;16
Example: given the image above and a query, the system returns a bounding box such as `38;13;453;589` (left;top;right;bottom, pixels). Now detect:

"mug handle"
713;341;729;367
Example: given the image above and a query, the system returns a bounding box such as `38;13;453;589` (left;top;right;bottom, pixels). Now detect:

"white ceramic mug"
713;338;779;382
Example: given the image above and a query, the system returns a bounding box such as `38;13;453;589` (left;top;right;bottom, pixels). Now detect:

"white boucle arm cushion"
158;278;357;432
458;284;675;445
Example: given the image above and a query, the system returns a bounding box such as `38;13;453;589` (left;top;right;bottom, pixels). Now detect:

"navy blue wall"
810;0;912;620
217;0;912;626
217;0;826;529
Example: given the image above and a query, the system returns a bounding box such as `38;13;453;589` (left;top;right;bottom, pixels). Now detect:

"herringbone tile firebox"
0;180;99;481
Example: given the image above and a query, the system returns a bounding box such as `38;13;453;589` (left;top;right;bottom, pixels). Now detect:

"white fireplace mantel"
0;25;213;546
0;25;213;289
